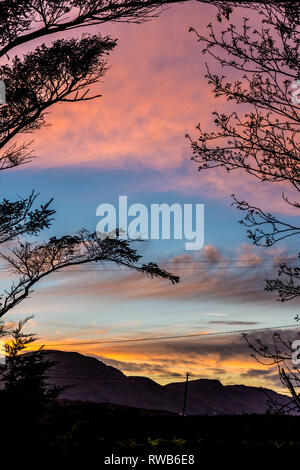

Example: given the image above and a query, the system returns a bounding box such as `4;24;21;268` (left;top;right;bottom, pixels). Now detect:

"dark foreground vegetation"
2;399;300;465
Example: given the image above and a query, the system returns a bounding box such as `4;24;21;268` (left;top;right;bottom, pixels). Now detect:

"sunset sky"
1;1;299;391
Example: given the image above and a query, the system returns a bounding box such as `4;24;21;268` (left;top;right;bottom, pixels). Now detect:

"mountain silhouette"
33;350;290;415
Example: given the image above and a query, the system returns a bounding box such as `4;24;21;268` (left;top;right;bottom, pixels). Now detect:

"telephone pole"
182;372;189;416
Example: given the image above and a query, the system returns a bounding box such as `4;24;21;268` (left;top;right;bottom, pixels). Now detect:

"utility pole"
182;372;189;416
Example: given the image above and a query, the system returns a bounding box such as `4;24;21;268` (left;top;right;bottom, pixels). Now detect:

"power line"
6;318;299;337
38;265;299;271
0;265;296;274
5;319;300;349
45;374;203;380
52;265;298;271
43;323;300;347
158;258;300;264
0;258;297;273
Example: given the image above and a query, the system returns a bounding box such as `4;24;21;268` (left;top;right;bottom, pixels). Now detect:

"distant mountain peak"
19;350;290;415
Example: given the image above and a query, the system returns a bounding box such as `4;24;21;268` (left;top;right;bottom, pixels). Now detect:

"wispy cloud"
25;244;295;307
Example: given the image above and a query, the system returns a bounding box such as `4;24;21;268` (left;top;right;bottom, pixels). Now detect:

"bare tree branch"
0;230;179;318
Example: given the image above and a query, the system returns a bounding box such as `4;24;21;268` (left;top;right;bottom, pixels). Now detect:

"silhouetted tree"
0;317;62;445
0;317;60;409
243;330;300;414
0;34;116;170
0;0;244;62
187;2;300;408
188;1;300;301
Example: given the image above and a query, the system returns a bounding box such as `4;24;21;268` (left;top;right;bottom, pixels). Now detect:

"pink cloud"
6;4;296;216
24;3;212;171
